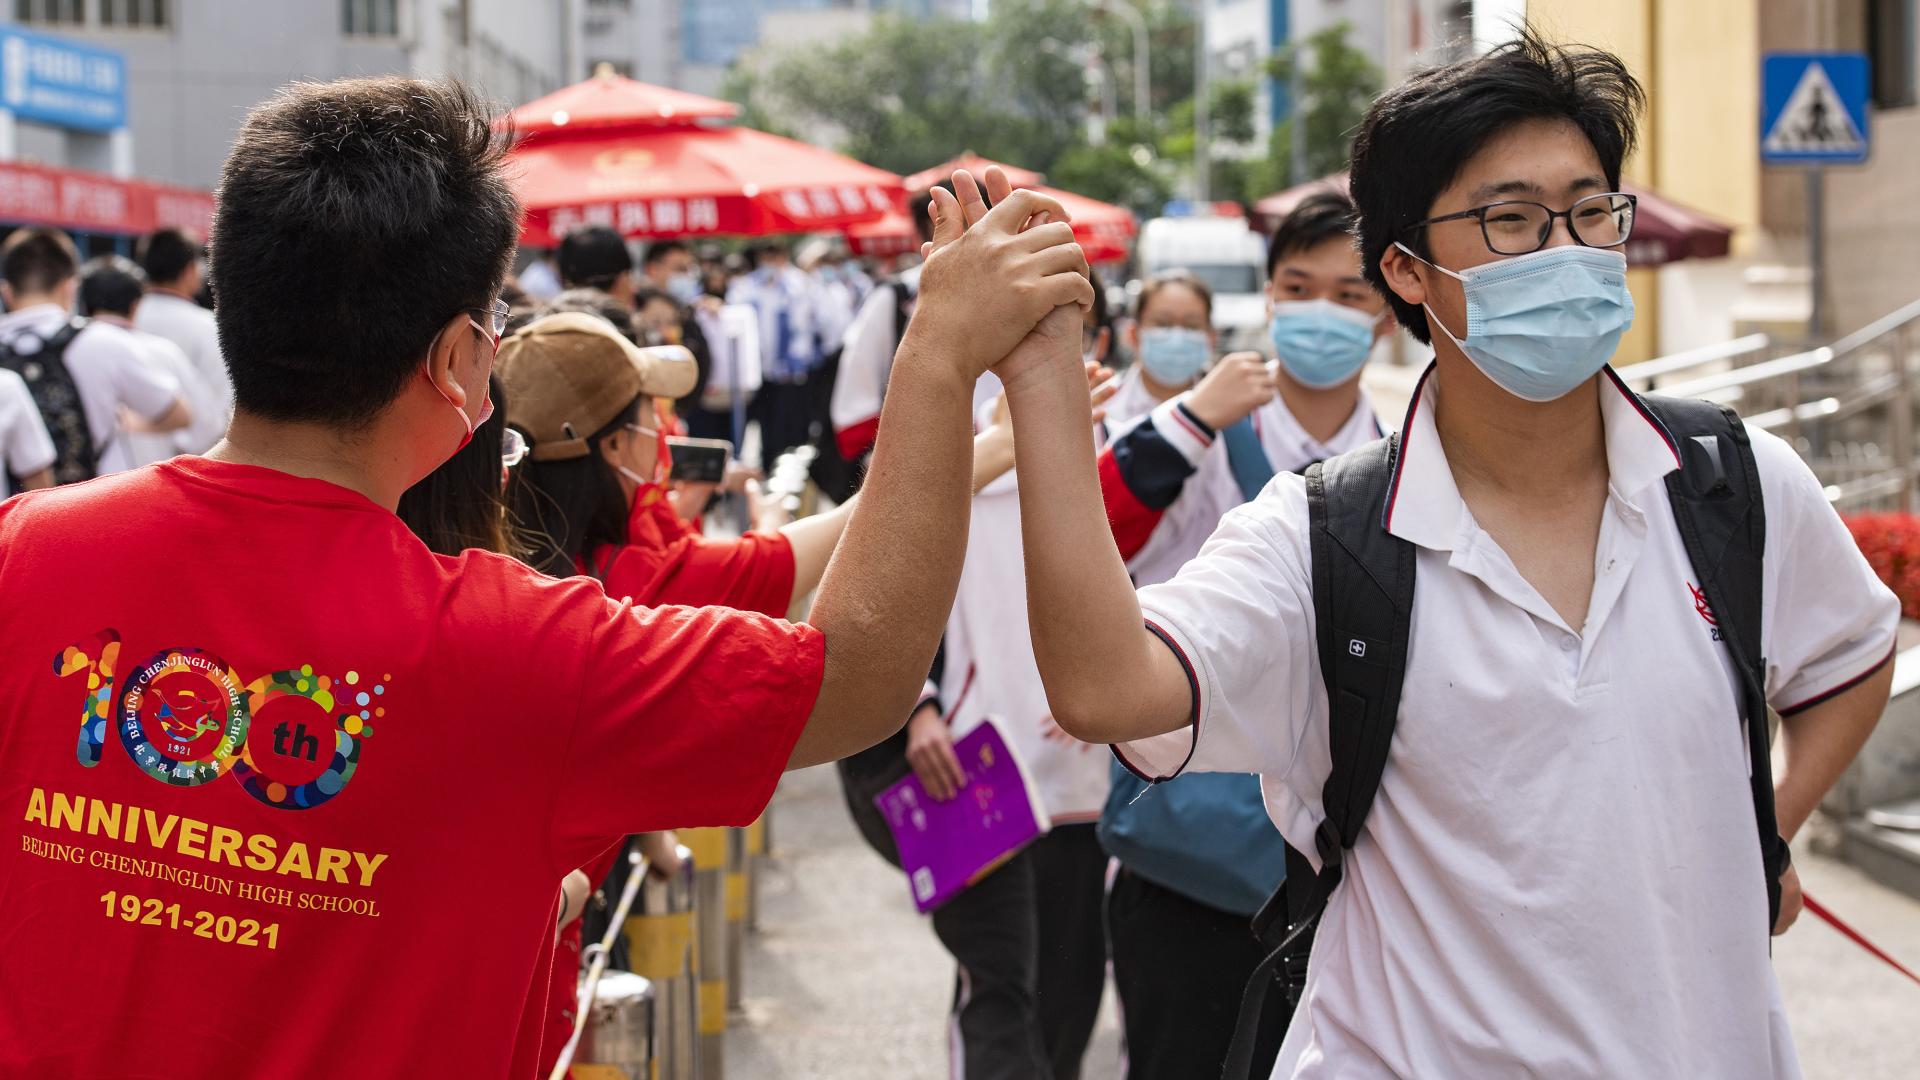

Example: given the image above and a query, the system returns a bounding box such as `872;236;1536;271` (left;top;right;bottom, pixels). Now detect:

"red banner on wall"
0;158;213;237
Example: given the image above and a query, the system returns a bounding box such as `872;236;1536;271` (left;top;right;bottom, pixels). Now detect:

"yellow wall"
1524;0;1763;362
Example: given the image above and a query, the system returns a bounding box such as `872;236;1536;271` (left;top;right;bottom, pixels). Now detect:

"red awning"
509;126;903;246
0;159;212;237
902;153;1046;195
856;154;1136;263
503;69;739;137
1253;172;1734;268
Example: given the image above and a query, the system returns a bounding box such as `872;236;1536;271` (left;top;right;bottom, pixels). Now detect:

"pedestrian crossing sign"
1761;52;1871;165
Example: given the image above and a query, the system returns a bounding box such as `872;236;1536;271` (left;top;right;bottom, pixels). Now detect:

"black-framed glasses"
1403;192;1637;256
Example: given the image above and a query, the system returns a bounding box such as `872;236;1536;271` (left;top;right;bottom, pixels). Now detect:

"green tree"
1262;21;1383;191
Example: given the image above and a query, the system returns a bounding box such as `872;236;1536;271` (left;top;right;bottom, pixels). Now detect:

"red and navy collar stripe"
1379;361;1437;533
1601;364;1682;469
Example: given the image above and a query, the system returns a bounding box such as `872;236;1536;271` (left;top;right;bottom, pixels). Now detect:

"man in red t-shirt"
0;77;1092;1078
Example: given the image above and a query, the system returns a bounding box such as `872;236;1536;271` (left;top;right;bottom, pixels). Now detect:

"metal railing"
1615;333;1774;389
1642;297;1920;513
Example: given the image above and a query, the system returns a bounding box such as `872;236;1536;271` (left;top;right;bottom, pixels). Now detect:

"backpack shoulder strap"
1225;432;1415;1079
1221;416;1277;501
1638;391;1785;931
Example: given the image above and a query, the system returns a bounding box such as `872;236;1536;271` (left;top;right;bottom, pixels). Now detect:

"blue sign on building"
1761;52;1870;166
0;26;127;133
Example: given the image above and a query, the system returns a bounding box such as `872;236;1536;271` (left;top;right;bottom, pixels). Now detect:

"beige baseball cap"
496;311;696;462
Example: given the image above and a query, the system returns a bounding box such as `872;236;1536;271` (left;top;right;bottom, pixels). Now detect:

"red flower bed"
1845;512;1920;619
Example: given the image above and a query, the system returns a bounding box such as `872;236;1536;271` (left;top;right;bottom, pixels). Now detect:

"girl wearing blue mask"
1116;271;1218;419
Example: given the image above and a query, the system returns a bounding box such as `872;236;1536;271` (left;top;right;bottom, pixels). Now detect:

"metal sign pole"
1807;164;1826;342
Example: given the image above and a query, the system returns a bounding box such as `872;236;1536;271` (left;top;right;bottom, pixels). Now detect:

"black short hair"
1266;191;1359;280
210;76;518;424
558;226;633;289
641;239;689;268
2;227;79;294
1350;29;1645;343
138;227;199;286
77;255;148;317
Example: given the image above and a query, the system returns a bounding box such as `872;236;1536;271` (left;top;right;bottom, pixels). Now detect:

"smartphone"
667;437;733;484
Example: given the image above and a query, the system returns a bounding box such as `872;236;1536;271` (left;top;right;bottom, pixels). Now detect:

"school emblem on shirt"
1687;582;1723;641
57;629;382;810
119;649;250;788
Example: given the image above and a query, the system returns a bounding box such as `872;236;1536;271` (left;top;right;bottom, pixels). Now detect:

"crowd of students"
0;225;228;495
0;28;1902;1080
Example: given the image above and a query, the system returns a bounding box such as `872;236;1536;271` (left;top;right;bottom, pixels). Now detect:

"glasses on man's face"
501;426;527;469
469;298;510;342
1404;192;1637;256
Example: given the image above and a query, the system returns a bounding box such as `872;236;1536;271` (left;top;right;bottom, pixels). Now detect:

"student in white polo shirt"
1002;32;1897;1079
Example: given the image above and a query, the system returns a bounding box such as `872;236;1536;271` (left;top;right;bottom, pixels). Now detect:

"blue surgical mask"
667;272;702;304
1269;299;1378;388
1137;327;1211;385
1397;242;1633;402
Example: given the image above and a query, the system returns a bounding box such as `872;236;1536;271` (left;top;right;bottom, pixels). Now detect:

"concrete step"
1842;811;1920;903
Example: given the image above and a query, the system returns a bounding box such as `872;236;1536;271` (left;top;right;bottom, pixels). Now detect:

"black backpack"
1221;392;1786;1079
807;279;916;504
0;317;97;488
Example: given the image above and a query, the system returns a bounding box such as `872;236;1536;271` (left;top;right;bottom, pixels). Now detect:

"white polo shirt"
0;305;180;477
1117;364;1898;1079
1117;386;1382;587
943;391;1161;824
0;368;55;482
133;291;229;451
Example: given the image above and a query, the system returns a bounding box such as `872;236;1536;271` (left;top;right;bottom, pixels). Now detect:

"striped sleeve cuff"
1151;395;1216;467
1778;643;1896;716
1111;618;1203;783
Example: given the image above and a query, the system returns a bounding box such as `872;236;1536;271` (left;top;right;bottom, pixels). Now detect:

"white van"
1134;216;1269;354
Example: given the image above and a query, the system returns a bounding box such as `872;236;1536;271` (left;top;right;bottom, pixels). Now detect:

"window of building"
343;0;400;38
14;0;85;25
100;0;170;28
1869;0;1917;109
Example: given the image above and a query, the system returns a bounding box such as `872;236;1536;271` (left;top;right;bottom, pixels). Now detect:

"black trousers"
929;824;1109;1080
839;755;1107;1080
1107;867;1290;1080
748;379;814;474
1030;823;1108;1080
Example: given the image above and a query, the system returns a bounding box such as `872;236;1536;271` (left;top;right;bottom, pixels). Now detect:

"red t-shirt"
582;493;797;618
541;493;799;1076
0;459;824;1079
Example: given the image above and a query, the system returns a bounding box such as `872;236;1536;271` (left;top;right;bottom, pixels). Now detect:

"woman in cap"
498;310;1084;618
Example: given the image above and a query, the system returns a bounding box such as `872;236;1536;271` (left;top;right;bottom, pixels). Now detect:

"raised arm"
788;183;1094;768
1005;329;1195;745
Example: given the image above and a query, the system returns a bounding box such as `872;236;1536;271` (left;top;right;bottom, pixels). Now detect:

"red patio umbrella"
505;67;741;136
1253;172;1734;267
902;152;1046;194
504;69;904;245
852;154;1138;263
511;127;903;246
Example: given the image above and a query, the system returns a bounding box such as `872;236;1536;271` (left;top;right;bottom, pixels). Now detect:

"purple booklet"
874;718;1052;914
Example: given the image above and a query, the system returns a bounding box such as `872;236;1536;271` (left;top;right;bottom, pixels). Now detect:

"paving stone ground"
727;764;1920;1079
